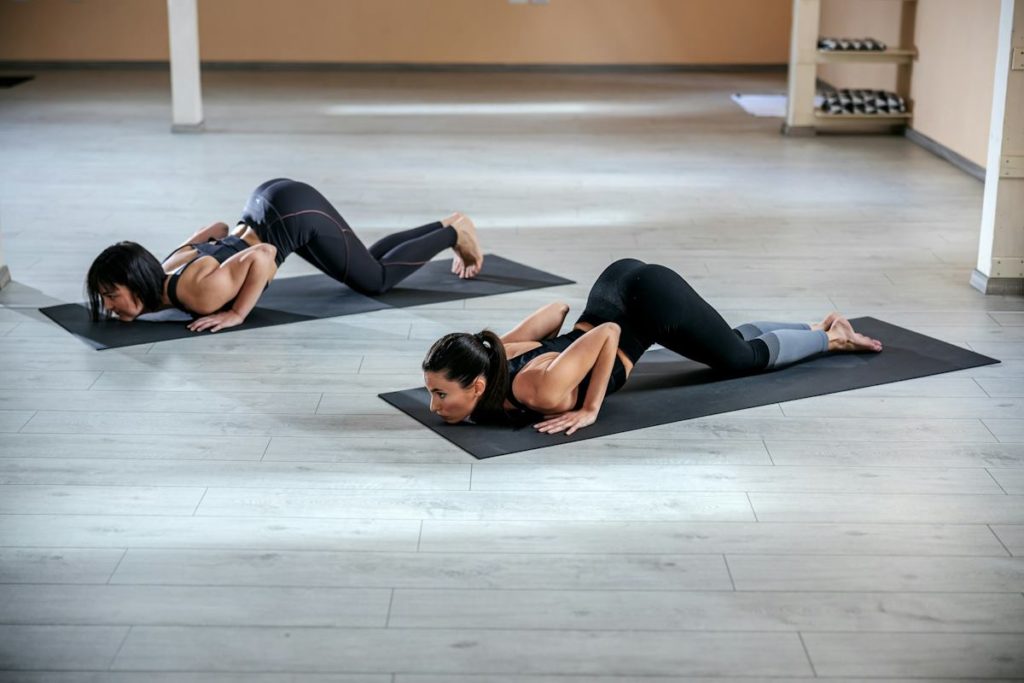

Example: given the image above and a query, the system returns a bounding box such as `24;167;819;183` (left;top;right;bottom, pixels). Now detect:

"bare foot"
811;311;841;332
451;252;468;279
827;316;883;353
446;212;484;279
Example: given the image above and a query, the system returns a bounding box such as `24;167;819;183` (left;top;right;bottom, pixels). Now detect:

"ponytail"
471;330;509;421
422;329;509;423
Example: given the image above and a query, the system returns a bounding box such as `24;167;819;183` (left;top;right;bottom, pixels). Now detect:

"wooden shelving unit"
813;111;913;120
812;111;912;131
815;47;916;64
784;0;917;135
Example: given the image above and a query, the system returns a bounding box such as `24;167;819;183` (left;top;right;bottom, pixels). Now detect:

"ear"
472;375;487;397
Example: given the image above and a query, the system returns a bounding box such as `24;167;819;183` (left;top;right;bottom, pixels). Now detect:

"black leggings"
576;258;770;373
239;178;457;295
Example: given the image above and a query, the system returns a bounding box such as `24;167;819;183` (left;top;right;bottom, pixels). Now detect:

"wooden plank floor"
0;68;1022;681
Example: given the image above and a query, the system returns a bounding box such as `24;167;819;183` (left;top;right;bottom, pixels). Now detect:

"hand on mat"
535;408;598;436
187;310;244;333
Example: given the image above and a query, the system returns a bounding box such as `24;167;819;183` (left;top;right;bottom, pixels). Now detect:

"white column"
167;0;204;132
783;0;821;135
972;0;1024;295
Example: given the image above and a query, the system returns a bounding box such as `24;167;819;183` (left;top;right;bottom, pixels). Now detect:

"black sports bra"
505;328;628;415
164;236;250;315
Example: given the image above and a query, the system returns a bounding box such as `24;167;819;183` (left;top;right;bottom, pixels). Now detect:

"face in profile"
423;370;484;423
97;284;145;322
86;241;166;323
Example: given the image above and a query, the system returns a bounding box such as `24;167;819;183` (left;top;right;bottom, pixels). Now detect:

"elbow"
553;302;570;316
516;384;561;414
524;392;563;414
598;321;620;340
245;243;277;269
189;302;219;316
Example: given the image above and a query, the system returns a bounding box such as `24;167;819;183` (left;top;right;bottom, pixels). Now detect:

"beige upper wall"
0;0;791;64
0;0;168;62
911;0;1001;168
0;0;1002;168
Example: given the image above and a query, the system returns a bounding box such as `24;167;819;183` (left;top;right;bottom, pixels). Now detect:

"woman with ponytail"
422;258;882;436
421;301;624;435
421;329;511;424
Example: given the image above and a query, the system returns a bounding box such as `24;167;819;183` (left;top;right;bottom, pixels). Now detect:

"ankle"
441;212;463;228
826;328;843;351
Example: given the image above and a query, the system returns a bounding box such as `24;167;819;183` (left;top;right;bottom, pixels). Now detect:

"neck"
160;274;173;309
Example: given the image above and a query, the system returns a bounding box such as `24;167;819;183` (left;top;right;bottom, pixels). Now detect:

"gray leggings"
577;259;828;372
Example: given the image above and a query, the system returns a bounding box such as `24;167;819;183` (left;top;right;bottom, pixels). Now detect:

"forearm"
187;222;229;244
531;323;620;435
580;327;619;413
227;253;274;320
526;322;620;413
541;304;570;339
502;303;569;343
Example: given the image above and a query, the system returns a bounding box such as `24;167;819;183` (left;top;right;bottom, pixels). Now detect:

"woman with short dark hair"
86;178;483;332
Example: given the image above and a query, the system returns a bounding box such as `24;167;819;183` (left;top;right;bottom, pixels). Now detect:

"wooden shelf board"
816;49;916;64
814;112;912;120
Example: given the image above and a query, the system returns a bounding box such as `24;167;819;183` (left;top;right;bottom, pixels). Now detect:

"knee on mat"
362;283;390;296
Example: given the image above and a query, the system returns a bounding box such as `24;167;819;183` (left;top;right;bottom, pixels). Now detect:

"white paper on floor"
730;93;786;117
730;93;823;118
137;308;193;322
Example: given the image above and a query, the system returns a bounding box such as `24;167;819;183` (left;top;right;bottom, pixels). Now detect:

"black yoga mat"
380;317;1000;459
0;76;33;88
39;254;573;350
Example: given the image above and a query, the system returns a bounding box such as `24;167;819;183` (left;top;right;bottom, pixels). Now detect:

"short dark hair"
422;330;509;423
86;241;165;321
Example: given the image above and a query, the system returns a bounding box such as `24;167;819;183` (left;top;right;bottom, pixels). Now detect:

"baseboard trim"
970;269;1024;295
0;60;787;74
781;123;816;137
905;128;985;182
171;121;205;134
